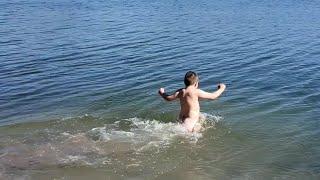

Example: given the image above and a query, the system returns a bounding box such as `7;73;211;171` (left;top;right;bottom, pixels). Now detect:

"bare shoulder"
175;88;184;93
175;88;185;97
196;88;205;95
197;88;212;99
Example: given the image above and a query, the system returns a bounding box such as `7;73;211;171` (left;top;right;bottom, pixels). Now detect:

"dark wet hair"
184;71;199;86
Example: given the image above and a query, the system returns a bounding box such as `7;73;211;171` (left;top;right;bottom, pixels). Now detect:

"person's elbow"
209;94;219;100
161;95;174;101
165;97;175;101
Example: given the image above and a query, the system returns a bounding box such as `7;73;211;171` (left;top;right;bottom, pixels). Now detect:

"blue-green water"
1;0;320;179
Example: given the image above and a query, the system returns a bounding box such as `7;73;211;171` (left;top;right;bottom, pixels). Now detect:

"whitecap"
86;114;222;150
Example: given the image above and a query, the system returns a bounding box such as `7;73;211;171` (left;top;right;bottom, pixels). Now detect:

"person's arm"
198;83;226;100
158;88;180;101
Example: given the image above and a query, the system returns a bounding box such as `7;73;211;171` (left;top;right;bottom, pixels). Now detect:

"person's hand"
217;83;226;90
158;88;165;95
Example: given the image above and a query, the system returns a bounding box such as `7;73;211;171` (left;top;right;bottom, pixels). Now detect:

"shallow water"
1;0;320;179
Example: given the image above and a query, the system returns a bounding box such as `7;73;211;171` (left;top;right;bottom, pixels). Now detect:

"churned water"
0;0;320;179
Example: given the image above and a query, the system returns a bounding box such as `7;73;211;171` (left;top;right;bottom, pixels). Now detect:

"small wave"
88;118;190;147
87;113;222;148
0;113;222;176
202;113;223;126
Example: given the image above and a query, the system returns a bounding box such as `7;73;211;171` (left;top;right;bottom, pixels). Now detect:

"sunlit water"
1;0;320;179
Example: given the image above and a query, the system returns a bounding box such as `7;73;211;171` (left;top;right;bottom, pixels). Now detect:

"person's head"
184;71;199;87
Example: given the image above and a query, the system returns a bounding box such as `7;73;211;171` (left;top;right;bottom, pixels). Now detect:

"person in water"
158;71;226;132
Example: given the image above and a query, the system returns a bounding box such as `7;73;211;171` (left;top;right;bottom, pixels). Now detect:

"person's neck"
186;85;197;89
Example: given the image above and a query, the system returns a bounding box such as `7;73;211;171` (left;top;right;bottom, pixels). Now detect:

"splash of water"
0;113;222;178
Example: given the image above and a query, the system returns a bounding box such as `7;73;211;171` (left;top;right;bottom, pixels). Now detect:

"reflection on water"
1;0;320;179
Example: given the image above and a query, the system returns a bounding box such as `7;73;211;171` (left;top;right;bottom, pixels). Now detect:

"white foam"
201;112;223;127
87;114;222;150
0;113;223;174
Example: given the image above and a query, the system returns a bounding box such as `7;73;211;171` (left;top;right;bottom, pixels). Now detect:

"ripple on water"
0;113;222;177
1;0;320;179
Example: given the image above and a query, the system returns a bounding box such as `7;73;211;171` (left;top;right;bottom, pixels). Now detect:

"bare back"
178;86;200;121
158;80;226;132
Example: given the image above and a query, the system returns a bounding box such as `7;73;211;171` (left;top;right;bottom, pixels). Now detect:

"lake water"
1;0;320;179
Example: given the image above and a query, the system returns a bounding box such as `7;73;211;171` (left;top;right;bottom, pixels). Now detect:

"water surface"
1;0;320;179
